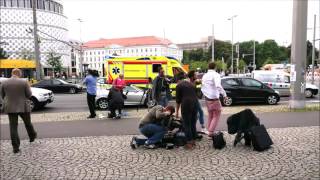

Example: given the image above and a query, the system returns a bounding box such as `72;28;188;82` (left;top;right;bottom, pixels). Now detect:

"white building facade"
0;0;70;76
76;36;183;75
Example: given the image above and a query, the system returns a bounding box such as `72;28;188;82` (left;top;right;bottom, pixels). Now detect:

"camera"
161;116;182;131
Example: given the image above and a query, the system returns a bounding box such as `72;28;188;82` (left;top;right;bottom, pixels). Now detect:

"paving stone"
0;126;319;179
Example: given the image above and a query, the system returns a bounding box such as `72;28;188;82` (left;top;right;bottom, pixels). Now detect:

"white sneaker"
201;128;209;135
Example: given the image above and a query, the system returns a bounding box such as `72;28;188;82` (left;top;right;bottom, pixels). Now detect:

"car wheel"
266;95;278;105
30;97;38;111
305;89;313;98
97;98;108;110
69;87;76;94
223;96;233;106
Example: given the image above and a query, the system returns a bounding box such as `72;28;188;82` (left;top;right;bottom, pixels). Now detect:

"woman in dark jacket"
107;86;126;119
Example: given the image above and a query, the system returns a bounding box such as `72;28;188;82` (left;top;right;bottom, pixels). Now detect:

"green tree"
0;47;8;59
215;60;227;72
263;58;275;66
189;60;208;71
47;52;63;75
238;59;247;73
20;48;34;60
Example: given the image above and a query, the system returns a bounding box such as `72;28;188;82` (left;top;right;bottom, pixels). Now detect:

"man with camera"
152;67;171;107
130;105;175;149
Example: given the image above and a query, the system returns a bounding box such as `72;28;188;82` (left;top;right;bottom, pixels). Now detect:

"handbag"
212;132;226;149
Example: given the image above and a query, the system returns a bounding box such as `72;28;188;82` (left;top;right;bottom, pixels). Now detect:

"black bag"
249;124;273;151
212;132;226;149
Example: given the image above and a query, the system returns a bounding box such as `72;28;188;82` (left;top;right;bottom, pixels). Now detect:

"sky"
62;0;320;47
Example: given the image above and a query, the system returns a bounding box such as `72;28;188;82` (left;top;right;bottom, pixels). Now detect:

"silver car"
95;85;155;110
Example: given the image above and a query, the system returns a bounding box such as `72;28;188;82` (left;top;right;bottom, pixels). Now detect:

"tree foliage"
47;52;63;73
182;38;319;71
0;48;8;59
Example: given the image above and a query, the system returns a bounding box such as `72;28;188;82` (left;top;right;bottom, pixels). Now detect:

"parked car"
251;70;319;98
0;78;54;111
95;85;155;110
220;77;280;106
32;79;83;94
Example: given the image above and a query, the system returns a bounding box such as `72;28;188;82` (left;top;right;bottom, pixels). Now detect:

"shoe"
30;132;37;142
144;144;156;149
195;134;203;141
201;128;209;135
13;149;20;154
107;113;115;118
87;115;96;119
130;137;138;149
184;143;194;150
115;115;121;119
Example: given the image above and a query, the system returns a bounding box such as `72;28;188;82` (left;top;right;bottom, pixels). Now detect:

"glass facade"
0;0;63;15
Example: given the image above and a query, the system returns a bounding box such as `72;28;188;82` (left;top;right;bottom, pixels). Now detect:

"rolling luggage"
249;124;273;151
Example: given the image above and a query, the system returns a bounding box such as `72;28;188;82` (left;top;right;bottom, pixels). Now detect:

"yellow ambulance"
104;56;187;95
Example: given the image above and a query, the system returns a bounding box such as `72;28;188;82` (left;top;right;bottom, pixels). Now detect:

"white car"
95;85;155;110
0;78;54;111
251;70;319;98
29;87;54;110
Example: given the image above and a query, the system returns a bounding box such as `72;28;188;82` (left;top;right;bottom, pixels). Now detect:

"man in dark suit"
1;68;37;153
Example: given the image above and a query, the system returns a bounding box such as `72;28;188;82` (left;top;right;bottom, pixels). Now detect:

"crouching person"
107;86;126;119
130;105;175;149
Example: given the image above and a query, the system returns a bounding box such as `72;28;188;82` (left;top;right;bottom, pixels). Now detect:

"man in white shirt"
201;62;227;137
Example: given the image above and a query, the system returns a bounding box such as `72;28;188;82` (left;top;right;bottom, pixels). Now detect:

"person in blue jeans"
187;70;208;134
130;105;175;149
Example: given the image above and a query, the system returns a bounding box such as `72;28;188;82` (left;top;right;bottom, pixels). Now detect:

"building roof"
83;36;172;49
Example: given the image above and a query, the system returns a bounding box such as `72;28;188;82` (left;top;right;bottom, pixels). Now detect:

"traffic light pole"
289;0;308;109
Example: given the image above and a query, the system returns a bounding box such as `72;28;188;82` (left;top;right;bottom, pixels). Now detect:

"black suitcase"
212;132;226;149
250;124;273;151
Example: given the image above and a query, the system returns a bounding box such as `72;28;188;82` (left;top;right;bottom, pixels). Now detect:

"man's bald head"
11;68;22;77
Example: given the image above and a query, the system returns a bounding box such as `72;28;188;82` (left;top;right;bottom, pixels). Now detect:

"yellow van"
104;56;187;96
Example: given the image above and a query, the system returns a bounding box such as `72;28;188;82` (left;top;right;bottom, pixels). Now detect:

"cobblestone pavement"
1;103;319;124
1;126;319;179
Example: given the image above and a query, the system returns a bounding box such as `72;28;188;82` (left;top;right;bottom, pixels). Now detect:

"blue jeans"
136;124;167;145
196;100;204;127
157;95;168;107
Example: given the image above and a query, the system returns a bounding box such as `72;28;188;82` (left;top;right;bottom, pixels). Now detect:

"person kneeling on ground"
107;86;126;119
130;105;175;149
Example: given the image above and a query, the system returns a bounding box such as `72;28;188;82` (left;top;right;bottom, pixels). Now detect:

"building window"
155;48;157;52
44;0;49;10
145;49;148;52
11;0;18;7
141;49;143;52
17;0;24;7
98;51;100;55
150;48;152;52
49;0;54;11
37;0;44;9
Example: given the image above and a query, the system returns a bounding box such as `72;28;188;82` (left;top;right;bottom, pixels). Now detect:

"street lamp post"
212;24;215;62
311;15;316;84
228;15;237;74
32;0;42;80
77;18;84;78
